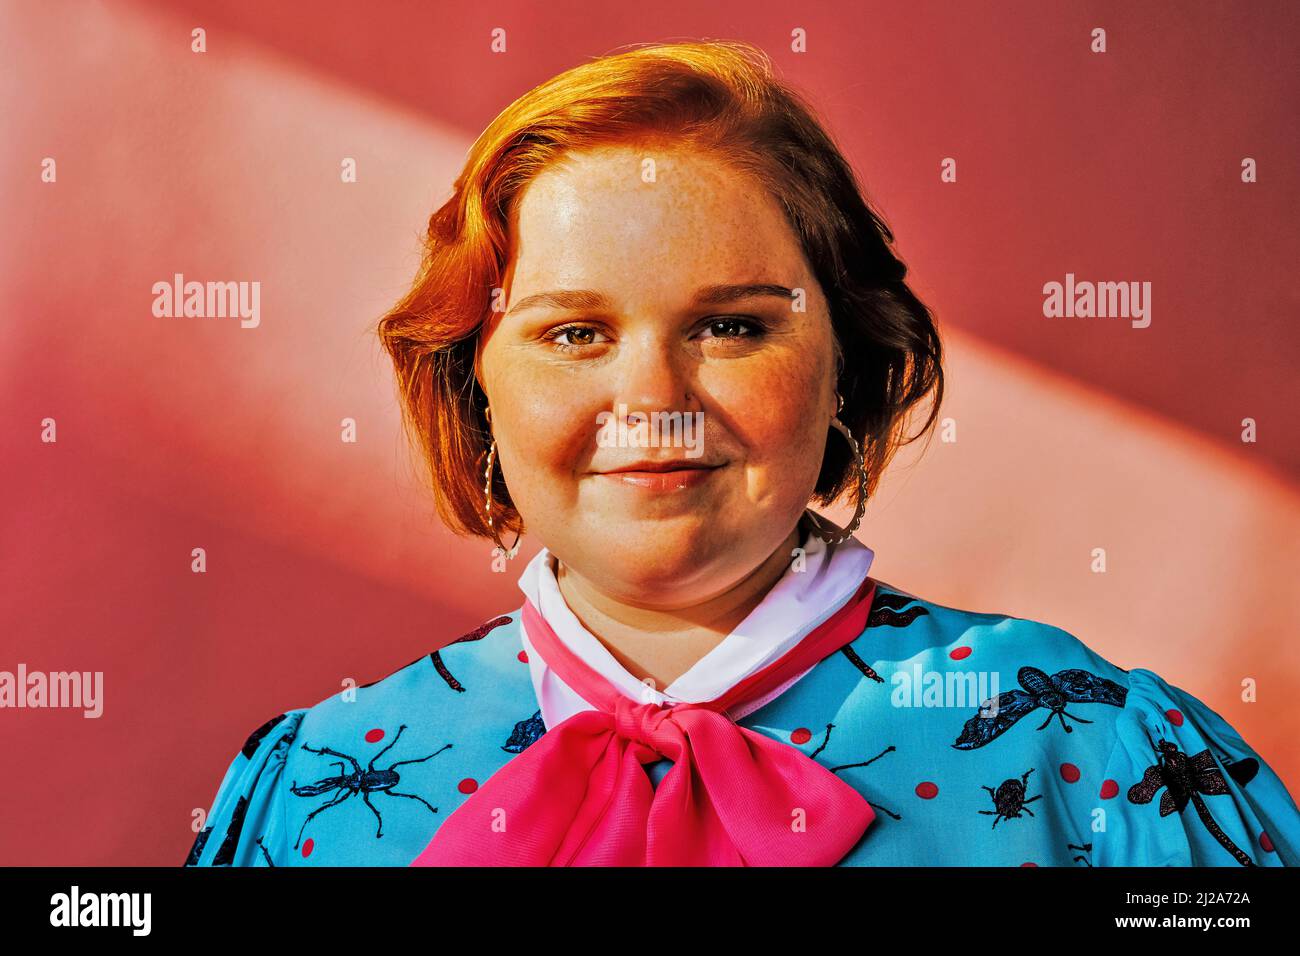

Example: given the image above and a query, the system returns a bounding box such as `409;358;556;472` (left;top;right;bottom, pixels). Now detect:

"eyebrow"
504;283;797;317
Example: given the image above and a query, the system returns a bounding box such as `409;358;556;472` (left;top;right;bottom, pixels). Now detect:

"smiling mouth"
594;462;723;491
600;462;722;473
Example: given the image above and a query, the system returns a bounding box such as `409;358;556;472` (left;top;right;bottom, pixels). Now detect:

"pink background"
2;0;1297;864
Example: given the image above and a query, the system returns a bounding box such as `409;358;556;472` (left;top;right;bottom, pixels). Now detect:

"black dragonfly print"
1127;735;1256;867
952;666;1127;750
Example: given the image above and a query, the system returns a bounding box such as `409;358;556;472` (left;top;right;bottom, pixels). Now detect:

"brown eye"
541;323;608;352
700;318;765;340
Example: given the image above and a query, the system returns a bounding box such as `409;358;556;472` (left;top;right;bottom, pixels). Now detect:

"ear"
472;328;492;404
474;291;506;399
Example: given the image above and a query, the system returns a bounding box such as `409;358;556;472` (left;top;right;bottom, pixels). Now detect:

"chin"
637;511;725;541
594;528;722;588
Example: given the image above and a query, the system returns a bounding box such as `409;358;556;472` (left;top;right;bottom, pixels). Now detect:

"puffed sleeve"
1093;668;1300;867
184;710;307;867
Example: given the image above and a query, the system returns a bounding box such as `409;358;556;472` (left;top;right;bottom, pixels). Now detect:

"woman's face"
477;144;838;606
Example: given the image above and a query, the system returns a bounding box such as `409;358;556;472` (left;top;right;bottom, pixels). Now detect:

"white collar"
516;511;875;728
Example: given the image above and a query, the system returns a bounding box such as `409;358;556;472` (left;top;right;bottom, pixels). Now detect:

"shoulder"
187;610;535;866
184;708;309;865
1096;666;1300;865
857;577;1128;683
293;610;530;742
853;578;1173;756
836;578;1300;866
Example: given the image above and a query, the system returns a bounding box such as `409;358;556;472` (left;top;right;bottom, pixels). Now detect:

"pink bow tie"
410;575;879;866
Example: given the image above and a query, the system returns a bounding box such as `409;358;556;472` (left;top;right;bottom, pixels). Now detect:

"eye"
540;323;610;352
539;317;768;354
699;317;767;341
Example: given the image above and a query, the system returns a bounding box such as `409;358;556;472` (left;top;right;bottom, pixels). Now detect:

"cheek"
714;354;830;466
495;380;591;487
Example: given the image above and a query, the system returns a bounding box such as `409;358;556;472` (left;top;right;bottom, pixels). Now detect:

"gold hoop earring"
805;392;868;545
482;407;521;559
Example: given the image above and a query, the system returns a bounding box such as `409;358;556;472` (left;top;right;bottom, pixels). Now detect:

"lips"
599;460;723;474
595;461;723;491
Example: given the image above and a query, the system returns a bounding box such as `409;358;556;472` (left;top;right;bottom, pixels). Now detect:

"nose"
612;333;700;420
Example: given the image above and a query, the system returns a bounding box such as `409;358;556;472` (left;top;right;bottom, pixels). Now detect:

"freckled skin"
477;144;837;613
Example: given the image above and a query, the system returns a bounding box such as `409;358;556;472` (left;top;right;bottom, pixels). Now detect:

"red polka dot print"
364;728;384;743
949;646;972;660
790;727;812;745
301;838;314;858
1059;763;1080;783
458;778;478;795
517;650;529;663
1099;779;1119;799
1260;831;1275;853
1166;709;1184;727
915;781;938;799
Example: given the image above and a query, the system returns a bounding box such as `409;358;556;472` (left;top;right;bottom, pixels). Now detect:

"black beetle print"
979;768;1041;828
952;666;1127;750
1127;735;1255;867
290;723;451;848
809;722;901;821
503;710;546;753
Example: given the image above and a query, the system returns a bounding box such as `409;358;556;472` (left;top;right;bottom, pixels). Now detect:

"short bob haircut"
377;39;943;545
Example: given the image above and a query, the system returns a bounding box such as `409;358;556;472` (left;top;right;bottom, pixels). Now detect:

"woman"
187;40;1300;867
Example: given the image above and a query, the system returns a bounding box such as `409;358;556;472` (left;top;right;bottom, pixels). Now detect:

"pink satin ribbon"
410;575;879;866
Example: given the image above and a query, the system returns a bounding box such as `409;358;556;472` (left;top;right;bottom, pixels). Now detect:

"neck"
554;519;804;692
